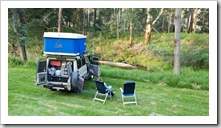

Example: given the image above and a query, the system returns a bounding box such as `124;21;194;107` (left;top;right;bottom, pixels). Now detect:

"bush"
9;55;36;68
8;56;24;67
164;75;180;87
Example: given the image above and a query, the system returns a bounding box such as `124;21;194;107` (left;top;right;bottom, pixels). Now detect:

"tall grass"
8;56;36;68
101;65;208;90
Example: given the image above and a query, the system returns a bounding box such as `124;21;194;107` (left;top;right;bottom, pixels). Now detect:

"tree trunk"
162;16;165;32
93;8;96;30
168;9;173;33
19;41;27;61
87;8;90;28
174;8;181;76
145;23;152;44
124;18;126;33
180;8;184;32
201;8;206;33
82;9;85;34
116;8;119;38
10;9;27;61
76;9;80;32
186;9;193;33
58;8;62;32
99;61;136;69
145;8;164;44
145;8;152;44
186;9;190;33
193;8;199;33
129;21;133;47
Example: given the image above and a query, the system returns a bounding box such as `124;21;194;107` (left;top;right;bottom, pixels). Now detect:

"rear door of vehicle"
88;56;100;77
36;60;47;85
78;57;88;78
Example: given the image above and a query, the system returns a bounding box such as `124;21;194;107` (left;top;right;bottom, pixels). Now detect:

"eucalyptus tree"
145;8;164;45
174;8;181;75
193;8;199;33
9;8;28;61
198;8;209;33
58;8;63;32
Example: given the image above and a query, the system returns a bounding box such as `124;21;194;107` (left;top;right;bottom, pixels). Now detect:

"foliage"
89;33;209;70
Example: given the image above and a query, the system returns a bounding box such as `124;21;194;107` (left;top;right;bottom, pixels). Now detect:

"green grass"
8;66;208;116
101;65;209;90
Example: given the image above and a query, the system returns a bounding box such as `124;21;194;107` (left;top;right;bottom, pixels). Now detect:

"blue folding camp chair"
120;81;137;106
93;80;112;104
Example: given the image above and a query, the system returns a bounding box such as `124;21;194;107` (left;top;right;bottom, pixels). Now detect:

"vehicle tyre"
67;77;72;91
71;71;79;90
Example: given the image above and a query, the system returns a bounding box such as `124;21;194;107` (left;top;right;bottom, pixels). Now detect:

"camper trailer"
36;32;100;92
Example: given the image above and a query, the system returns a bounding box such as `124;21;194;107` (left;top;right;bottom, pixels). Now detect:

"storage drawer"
48;76;68;82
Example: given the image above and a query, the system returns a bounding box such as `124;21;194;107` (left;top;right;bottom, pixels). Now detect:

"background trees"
8;8;209;62
9;8;28;61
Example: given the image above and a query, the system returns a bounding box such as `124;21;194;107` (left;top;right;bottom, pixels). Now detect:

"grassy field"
8;66;209;116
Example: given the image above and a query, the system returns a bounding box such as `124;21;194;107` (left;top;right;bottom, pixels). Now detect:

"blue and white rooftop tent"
43;32;87;56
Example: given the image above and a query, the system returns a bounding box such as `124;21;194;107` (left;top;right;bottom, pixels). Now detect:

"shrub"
8;56;24;67
9;55;37;68
164;75;180;87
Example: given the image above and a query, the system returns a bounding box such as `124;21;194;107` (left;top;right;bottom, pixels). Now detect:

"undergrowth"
87;33;209;70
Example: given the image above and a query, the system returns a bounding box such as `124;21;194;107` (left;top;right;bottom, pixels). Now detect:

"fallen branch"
98;61;136;69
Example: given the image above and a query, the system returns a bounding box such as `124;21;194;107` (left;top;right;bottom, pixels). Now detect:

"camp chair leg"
108;91;112;100
93;91;98;102
122;95;125;106
134;94;137;106
103;93;108;104
93;91;109;104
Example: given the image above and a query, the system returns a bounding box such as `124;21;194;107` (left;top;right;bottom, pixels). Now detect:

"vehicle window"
82;57;86;65
77;58;82;69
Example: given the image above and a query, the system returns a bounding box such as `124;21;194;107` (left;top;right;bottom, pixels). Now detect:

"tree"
173;8;181;75
198;8;209;33
93;8;97;31
116;8;120;38
167;9;174;33
193;8;199;33
129;20;133;46
145;8;164;45
186;8;193;33
129;8;133;46
10;8;27;61
58;8;63;32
